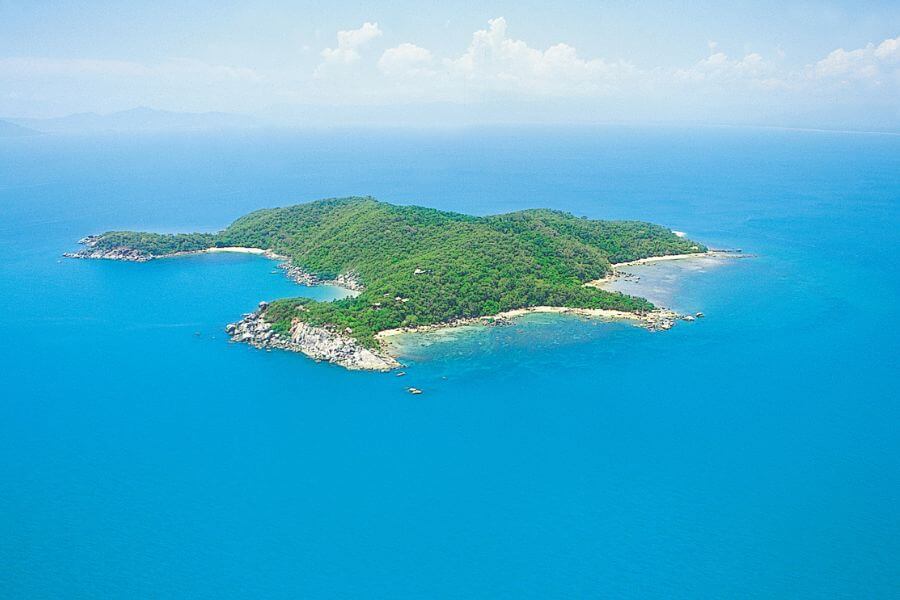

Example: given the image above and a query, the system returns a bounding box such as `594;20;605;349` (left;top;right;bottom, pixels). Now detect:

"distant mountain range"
0;119;40;136
5;107;260;134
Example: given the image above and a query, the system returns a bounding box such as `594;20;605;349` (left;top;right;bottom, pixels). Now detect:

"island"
66;196;708;370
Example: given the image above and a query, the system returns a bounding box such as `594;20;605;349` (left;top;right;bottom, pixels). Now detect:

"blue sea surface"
1;127;898;598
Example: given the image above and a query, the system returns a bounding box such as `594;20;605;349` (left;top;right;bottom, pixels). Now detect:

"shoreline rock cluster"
63;236;153;262
640;309;679;331
226;303;400;371
277;262;364;292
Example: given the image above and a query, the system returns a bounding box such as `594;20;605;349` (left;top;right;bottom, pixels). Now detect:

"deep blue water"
1;127;898;598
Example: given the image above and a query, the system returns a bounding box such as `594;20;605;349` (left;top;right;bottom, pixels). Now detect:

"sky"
1;0;898;130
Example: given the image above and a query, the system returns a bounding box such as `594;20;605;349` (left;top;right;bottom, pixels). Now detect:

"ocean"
1;126;898;598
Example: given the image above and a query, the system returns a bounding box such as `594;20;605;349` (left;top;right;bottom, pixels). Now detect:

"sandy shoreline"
202;246;289;261
205;246;275;256
584;250;745;289
151;246;288;261
376;305;679;347
373;252;745;351
611;250;739;268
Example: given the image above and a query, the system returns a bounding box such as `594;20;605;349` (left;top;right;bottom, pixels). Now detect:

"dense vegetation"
87;231;216;256
87;197;705;346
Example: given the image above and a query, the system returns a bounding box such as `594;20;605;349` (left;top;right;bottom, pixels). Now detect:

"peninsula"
67;197;707;370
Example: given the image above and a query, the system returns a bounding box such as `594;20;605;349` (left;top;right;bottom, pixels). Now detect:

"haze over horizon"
2;1;899;131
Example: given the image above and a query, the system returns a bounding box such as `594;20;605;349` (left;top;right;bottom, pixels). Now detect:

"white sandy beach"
204;247;289;260
205;246;269;255
376;305;677;345
155;246;287;261
611;250;737;268
584;250;744;289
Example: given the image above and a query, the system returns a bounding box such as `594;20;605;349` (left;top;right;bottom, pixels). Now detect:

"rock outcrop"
226;306;400;372
278;263;364;292
641;309;679;331
63;236;152;262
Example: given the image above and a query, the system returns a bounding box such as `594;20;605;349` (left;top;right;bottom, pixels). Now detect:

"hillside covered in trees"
78;197;705;346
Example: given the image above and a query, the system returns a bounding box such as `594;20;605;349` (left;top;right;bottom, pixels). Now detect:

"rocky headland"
66;237;366;292
226;302;399;371
63;235;154;262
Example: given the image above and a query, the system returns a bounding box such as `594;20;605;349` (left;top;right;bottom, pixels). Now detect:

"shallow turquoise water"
1;127;898;598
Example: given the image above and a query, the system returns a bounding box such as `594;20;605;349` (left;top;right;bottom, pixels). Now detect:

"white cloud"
673;51;772;84
442;17;635;96
809;35;900;83
3;18;899;128
814;47;871;78
378;43;434;77
320;22;383;65
874;36;899;61
298;19;900;126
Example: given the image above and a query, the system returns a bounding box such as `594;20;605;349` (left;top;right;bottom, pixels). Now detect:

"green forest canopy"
86;197;705;346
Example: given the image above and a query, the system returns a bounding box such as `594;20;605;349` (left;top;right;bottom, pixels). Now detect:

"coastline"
203;248;364;291
227;305;400;371
203;246;273;255
227;303;685;372
611;249;742;268
68;238;724;372
376;305;682;344
366;250;753;368
585;250;748;289
65;241;363;292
